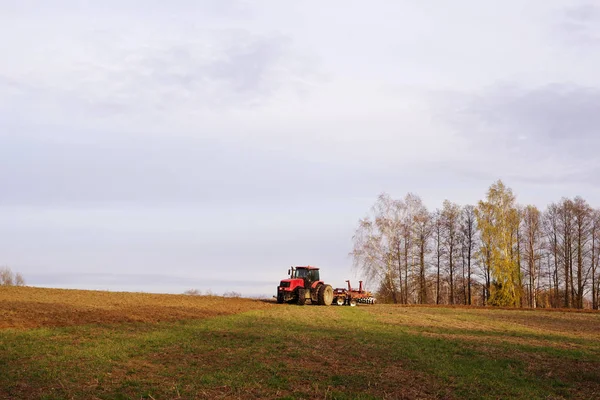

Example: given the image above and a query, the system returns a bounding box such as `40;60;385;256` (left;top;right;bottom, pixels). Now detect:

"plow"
333;280;375;306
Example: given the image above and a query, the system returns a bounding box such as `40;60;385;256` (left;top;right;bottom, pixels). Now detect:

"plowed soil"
0;286;273;329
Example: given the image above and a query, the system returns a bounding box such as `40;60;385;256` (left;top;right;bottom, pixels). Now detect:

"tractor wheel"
349;298;357;307
336;297;345;306
318;284;334;306
296;288;306;306
276;292;284;304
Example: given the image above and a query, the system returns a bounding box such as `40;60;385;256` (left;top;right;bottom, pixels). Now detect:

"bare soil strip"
0;286;273;329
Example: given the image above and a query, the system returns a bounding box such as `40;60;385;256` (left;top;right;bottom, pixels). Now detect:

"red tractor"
276;266;334;306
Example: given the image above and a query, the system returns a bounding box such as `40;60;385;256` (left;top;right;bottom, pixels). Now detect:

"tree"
591;210;600;309
0;267;26;286
476;201;494;305
557;198;575;308
351;194;401;303
522;205;543;308
412;204;432;304
461;205;477;305
544;204;561;308
475;180;521;307
432;210;445;304
401;193;425;304
352;193;431;305
572;197;593;309
441;200;461;305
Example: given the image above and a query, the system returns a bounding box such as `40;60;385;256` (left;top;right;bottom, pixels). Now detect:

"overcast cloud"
1;1;599;296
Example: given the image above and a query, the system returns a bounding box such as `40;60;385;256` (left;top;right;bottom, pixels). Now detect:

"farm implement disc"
332;280;375;306
357;297;376;304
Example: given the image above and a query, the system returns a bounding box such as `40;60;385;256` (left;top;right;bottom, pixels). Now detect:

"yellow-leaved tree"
475;180;522;306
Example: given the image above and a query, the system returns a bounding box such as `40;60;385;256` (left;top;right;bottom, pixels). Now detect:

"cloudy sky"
1;1;599;296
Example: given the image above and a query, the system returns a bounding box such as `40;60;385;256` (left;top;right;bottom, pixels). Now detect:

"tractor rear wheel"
296;288;306;306
318;284;334;306
336;297;344;306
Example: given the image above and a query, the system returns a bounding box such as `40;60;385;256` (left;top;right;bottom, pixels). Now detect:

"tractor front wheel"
336;297;344;306
318;284;334;306
276;292;284;304
296;288;306;306
349;298;357;307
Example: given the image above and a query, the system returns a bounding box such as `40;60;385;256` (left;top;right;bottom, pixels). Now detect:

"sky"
1;1;600;297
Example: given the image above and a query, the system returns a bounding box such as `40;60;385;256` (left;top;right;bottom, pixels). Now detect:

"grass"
1;287;599;399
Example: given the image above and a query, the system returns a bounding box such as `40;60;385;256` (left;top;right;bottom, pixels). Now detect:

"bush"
223;291;242;298
0;267;26;286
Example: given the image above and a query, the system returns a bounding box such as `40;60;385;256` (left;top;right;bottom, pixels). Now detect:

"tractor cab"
290;266;320;285
280;266;321;291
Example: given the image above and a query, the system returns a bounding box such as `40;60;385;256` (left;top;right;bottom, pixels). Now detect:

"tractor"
276;266;334;306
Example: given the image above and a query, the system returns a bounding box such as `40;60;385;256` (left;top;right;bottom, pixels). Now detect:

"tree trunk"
516;226;523;308
420;239;426;304
436;237;441;305
404;238;409;304
396;242;403;305
577;232;583;309
485;248;491;305
592;232;597;310
569;241;575;308
467;240;472;306
461;248;467;305
564;229;570;308
449;243;454;305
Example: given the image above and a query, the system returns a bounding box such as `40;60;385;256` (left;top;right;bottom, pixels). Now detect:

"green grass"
1;304;599;399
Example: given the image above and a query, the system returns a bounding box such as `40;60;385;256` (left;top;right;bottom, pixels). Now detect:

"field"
1;287;599;399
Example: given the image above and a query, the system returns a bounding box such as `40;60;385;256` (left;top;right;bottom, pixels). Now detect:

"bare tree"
15;273;25;286
544;204;561;307
0;267;26;286
432;210;445;304
351;194;402;303
0;268;14;286
441;200;461;305
591;210;600;310
522;205;543;308
558;199;577;307
572;197;593;309
412;202;432;304
401;194;425;304
461;205;477;305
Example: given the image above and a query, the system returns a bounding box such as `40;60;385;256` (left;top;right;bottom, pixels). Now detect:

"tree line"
351;180;600;309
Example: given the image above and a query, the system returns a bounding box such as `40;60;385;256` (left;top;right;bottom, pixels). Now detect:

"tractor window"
313;270;320;281
294;269;308;279
293;268;319;281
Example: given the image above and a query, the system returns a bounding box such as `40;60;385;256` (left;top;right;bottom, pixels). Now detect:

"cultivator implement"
357;297;376;304
332;280;375;306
